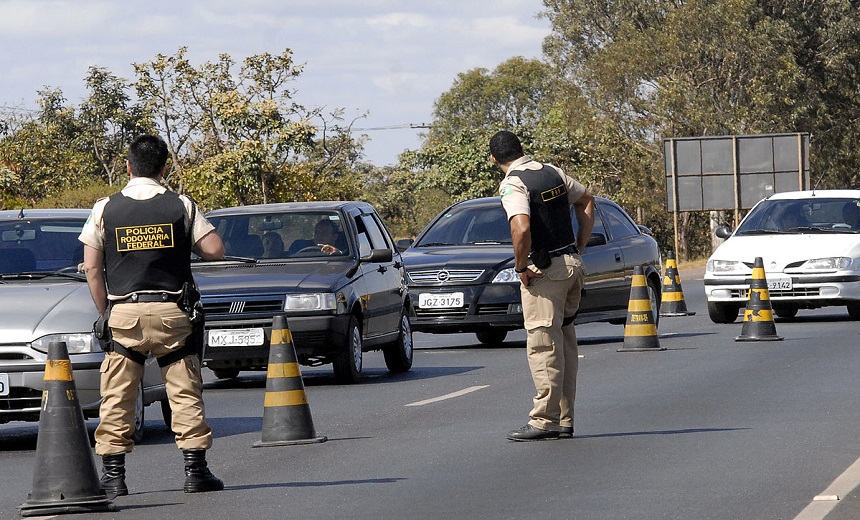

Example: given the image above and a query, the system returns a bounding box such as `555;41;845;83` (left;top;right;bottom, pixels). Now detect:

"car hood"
0;280;96;343
192;259;353;295
402;245;514;275
709;233;860;269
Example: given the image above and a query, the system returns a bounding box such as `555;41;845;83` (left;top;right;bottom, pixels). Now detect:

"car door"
354;212;402;337
575;202;629;316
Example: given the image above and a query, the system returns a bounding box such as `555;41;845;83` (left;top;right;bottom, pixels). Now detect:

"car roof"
0;208;91;220
766;190;860;200
451;195;612;209
206;201;372;217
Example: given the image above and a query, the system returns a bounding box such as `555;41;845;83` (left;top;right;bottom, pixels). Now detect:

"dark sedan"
194;201;413;384
398;196;662;344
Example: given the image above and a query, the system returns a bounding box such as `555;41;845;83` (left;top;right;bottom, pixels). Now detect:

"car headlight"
706;259;742;273
284;293;337;311
800;257;852;271
31;333;99;354
492;268;520;283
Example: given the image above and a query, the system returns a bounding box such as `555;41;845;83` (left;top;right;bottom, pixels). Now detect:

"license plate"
768;276;792;291
208;328;265;347
419;292;464;309
0;373;8;396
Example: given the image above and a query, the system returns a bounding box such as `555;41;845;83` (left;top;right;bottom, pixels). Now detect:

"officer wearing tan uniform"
79;134;225;496
491;130;595;441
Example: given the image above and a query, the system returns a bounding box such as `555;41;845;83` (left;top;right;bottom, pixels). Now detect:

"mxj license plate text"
208;328;265;347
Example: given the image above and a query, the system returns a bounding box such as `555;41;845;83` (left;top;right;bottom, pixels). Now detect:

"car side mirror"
361;248;393;263
715;226;733;239
396;238;413;252
587;233;607;247
637;225;653;235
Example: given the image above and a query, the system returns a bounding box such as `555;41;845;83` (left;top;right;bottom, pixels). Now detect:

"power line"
351;123;431;132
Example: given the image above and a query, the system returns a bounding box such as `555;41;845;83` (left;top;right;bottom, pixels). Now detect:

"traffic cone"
253;315;327;447
618;266;666;352
659;251;695;317
736;257;783;342
19;341;116;516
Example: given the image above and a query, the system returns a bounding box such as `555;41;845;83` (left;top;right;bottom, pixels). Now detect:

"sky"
0;0;551;166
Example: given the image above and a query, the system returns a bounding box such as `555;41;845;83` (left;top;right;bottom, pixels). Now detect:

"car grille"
202;299;284;315
414;307;470;318
0;388;42;412
408;269;484;285
732;287;821;298
477;303;509;315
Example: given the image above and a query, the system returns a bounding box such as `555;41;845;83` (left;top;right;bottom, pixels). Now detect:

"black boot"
182;449;224;493
100;453;128;499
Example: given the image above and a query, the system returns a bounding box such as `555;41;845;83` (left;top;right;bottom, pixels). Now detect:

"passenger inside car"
261;232;285;258
843;202;860;230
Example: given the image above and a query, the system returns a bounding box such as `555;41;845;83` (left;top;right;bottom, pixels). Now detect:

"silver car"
0;209;168;441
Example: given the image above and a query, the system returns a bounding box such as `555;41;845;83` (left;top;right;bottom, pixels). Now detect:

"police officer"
490;130;595;441
79;134;225;496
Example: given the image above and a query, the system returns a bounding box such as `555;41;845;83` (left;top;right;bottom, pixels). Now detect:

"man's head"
489;130;525;165
314;219;338;244
128;134;169;178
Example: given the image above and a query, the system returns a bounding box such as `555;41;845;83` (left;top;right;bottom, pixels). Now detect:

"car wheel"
708;301;739;324
775;307;798;318
212;368;240;380
647;275;661;328
383;311;413;373
131;384;145;444
160;399;173;431
847;302;860;320
333;315;362;384
476;330;507;345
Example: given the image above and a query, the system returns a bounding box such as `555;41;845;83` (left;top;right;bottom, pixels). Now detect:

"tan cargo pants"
520;253;585;431
95;301;213;455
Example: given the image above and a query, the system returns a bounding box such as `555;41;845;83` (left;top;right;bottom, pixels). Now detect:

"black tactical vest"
102;191;193;296
507;164;576;253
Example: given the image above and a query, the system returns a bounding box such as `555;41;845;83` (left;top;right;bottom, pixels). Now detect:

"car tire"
131;384;145;444
775;307;798;318
160;399;173;431
647;275;661;328
383;311;413;373
476;330;507;345
333;315;362;384
708;301;739;324
847;302;860;320
212;368;240;380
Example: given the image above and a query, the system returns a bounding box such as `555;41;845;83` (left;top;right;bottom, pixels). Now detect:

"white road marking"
405;385;490;407
793;455;860;519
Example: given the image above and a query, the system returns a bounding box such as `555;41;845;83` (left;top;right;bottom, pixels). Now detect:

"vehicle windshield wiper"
417;242;454;247
471;240;512;245
209;255;257;263
0;270;85;280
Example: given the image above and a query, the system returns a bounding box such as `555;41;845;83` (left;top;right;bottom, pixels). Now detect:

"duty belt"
113;292;181;304
549;244;578;257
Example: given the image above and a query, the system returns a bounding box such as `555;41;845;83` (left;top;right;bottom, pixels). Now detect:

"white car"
704;190;860;323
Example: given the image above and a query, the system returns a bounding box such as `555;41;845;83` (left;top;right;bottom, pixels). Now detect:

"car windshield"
0;218;87;275
735;198;860;235
207;210;351;259
415;204;512;247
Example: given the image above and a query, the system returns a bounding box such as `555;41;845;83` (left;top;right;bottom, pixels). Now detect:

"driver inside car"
288;219;343;255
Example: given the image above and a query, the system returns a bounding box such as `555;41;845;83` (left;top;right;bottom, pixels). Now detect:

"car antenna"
17;207;24;219
810;170;826;196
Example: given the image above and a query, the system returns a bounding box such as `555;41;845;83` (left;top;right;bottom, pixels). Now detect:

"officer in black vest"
491;130;595;441
79;134;225;496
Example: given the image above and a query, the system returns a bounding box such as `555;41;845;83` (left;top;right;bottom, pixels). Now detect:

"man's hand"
519;268;545;286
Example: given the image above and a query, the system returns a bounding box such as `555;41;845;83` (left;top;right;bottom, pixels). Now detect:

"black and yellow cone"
19;341;115;517
736;257;783;342
659;251;695;317
254;315;327;447
618;266;666;352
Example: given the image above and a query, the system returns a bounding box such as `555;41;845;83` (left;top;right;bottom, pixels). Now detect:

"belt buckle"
130;293;139;303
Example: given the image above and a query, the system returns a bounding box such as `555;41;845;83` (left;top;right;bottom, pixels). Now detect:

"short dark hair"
128;134;169;178
489;130;524;164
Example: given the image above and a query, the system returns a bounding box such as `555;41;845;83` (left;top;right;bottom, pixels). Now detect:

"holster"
156;282;206;367
531;249;551;270
93;310;113;353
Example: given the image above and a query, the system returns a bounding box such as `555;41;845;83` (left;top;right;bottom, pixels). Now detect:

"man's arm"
83;245;108;316
574;190;595;252
193;230;225;260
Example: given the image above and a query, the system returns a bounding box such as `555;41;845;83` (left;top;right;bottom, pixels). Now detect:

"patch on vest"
541;184;565;202
115;224;175;251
